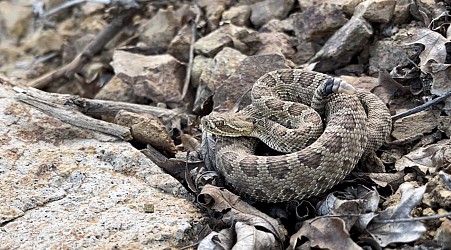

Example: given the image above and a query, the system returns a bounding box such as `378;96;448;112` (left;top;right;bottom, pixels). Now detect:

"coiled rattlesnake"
201;69;392;202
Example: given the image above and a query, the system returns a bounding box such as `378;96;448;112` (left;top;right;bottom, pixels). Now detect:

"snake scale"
201;69;392;202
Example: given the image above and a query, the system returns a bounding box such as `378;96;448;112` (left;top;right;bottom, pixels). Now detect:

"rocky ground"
0;0;451;249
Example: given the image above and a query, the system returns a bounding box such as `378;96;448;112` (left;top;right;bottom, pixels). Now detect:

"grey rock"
213;54;289;110
354;0;396;24
256;32;296;58
293;3;348;44
298;0;364;14
260;15;294;33
138;8;181;53
198;0;233;30
168;24;193;62
193;47;247;114
111;51;185;102
222;5;252;26
309;17;373;72
191;55;213;88
392;0;414;24
250;0;295;27
368;28;419;75
194;24;260;57
95;76;143;103
0;84;203;249
292;42;321;64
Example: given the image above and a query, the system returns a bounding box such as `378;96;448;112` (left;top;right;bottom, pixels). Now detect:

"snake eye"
215;120;224;127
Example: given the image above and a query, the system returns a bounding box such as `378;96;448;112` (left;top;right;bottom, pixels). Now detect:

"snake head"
201;112;254;136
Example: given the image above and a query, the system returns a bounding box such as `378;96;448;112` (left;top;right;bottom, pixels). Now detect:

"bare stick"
15;87;132;140
391;90;451;121
29;7;140;89
180;4;201;101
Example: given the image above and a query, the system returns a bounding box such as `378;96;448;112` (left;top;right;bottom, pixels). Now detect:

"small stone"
138;8;181;53
111;51;185;102
310;17;373;72
0;2;33;39
194;24;260;57
193;47;247;114
354;0;396;24
168;24;193;62
198;0;232;30
191;55;213;88
256;32;296;58
222;5;251;26
435;219;451;247
213;54;289;110
142;203;155;213
392;0;414;24
250;0;295;27
293;3;348;43
95;76;143;103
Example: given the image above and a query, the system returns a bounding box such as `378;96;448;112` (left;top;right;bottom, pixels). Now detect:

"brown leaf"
288;217;362;250
197;184;286;248
406;28;450;67
367;183;427;247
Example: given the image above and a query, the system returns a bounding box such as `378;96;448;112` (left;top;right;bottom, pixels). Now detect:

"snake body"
201;69;392;202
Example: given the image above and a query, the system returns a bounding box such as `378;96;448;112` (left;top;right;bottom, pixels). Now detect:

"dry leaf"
288;217;362;250
406;28;450;67
367;183;427;247
395;139;451;174
197;185;286;249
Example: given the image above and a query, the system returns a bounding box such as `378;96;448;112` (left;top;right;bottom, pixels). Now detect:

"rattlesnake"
201;69;392;202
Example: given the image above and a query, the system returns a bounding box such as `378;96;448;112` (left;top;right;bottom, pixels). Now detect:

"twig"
391;90;451;121
373;212;451;224
29;7;140;89
14;87;132;140
180;4;201;101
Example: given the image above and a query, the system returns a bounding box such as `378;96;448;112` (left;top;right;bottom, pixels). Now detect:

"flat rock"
250;0;295;27
354;0;396;23
168;24;193;62
193;47;247;113
111;51;185;102
0;83;203;249
293;3;348;43
222;5;252;26
309;17;373;72
213;54;289;110
194;24;260;57
256;32;296;58
138;8;182;53
368;27;419;75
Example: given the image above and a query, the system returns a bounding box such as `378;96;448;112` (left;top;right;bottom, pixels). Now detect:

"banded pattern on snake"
201;69;392;202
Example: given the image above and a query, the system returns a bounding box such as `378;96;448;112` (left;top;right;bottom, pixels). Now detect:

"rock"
222;5;252;26
260;16;295;33
194;27;234;57
354;0;396;24
22;29;64;55
138;8;181;53
115;110;177;153
0;2;33;40
368;28;419;75
168;24;193;62
256;32;296;58
298;0;364;14
191;55;213;88
111;51;185;102
435;219;451;247
193;47;247;114
198;0;233;30
293;3;348;43
0;83;203;248
95;76;145;103
194;24;260;57
309;17;373;72
213;54;289;110
392;0;414;24
250;0;295;27
292;42;320;64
